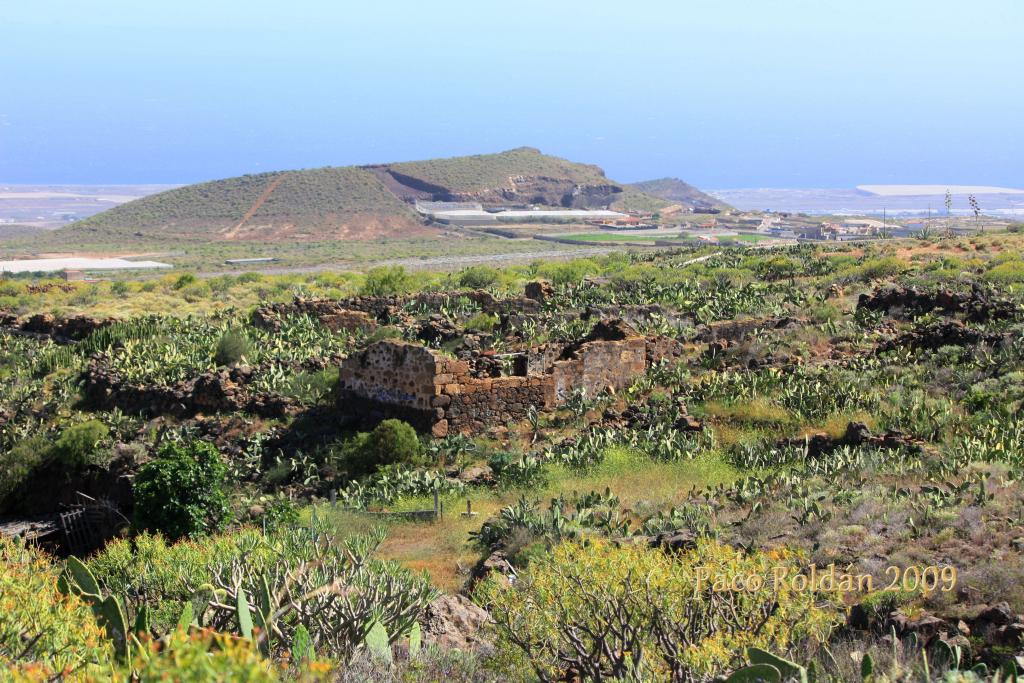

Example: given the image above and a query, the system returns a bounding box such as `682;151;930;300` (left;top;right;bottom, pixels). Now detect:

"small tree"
134;439;229;540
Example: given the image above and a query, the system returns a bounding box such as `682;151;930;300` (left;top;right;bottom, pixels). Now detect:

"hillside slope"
64;167;425;242
628;178;731;210
61;149;715;242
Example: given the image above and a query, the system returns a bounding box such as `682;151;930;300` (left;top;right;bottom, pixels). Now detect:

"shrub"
478;538;837;682
364;325;404;344
54;420;110;467
850;257;905;282
361;266;411;296
127;629;286;681
807;301;842;323
133;439;230;540
756;256;800;281
172;273;197;290
87;528;274;634
179;281;212;302
986;260;1024;284
284;367;339;405
214;328;254;366
457;265;499;289
540;259;598;286
464;312;499;332
0;436;52;507
0;536;113;676
338;419;426;476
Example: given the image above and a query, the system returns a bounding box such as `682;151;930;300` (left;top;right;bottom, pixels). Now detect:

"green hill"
383;147;610;194
64;167;423;242
627;178;730;210
60;149;716;242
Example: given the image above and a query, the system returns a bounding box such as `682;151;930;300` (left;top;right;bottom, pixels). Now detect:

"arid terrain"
3;231;1024;680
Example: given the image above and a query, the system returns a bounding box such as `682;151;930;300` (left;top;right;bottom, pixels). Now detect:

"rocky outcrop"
695;316;804;343
583;304;674;330
82;356;297;419
786;421;919;457
469;550;514;586
428;174;622;209
524;280;554;302
848;601;1024;655
417;315;461;344
880;319;1007;352
420;595;492;651
613;397;702;432
857;284;1019;322
2;313;118;342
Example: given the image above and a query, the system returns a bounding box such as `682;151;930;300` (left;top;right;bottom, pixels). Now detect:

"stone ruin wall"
445;376;555;436
337;340;556;437
549;337;648;402
338;329;685;437
336;342;443;431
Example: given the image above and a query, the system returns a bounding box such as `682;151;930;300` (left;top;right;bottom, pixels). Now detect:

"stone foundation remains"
337;319;683;436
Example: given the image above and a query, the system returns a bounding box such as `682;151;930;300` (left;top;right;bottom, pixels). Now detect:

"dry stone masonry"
337;319;683;436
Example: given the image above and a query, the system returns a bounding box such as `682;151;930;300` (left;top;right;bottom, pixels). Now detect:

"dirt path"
220;174;288;240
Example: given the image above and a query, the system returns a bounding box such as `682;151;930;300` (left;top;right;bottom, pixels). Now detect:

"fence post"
433;490;440;521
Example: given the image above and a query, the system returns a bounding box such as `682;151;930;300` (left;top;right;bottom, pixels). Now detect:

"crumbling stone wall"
446;376;554;436
549;337;647;401
337;340;555;436
695;316;803;343
857;284;1019;322
337;320;683;437
82;355;298;418
337;342;444;430
1;313;118;342
252;299;379;332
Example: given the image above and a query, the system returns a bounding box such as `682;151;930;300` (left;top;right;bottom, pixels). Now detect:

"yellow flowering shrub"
0;537;113;680
85;528;273;633
126;630;281;682
477;538;839;682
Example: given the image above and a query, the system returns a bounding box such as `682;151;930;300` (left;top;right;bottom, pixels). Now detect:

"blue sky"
1;0;1021;188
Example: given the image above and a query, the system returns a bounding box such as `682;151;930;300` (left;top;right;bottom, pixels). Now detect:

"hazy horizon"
2;0;1021;187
